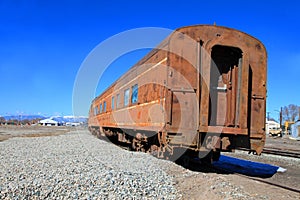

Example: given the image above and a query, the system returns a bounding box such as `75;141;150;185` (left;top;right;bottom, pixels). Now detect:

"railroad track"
262;147;300;159
237;147;300;159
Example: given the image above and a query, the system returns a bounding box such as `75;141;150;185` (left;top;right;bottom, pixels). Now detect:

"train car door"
168;90;198;134
209;45;243;127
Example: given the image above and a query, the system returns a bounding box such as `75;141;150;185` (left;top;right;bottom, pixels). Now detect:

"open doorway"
209;45;242;127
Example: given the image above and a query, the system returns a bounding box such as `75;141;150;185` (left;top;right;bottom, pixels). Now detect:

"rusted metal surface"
88;25;267;160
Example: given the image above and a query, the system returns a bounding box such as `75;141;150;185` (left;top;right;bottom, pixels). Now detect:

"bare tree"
0;117;5;125
282;104;299;122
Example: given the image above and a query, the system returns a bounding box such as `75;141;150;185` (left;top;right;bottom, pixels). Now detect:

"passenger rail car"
88;25;267;162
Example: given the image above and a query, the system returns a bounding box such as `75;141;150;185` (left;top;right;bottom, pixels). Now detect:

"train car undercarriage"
88;126;230;164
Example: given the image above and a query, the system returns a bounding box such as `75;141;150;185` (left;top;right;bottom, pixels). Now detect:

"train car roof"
92;24;266;103
175;24;266;47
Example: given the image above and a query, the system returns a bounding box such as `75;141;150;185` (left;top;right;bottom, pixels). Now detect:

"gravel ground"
0;127;299;199
0;129;178;199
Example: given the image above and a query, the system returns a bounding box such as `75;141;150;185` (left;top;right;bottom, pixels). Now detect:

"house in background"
265;119;281;136
38;116;87;126
39;118;60;126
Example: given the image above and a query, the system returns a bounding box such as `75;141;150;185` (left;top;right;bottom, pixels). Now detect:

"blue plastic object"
213;155;279;178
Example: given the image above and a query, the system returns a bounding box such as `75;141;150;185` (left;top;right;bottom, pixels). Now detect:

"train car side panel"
88;25;267;160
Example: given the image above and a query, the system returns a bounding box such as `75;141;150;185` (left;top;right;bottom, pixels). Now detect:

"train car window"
111;96;115;110
94;106;98;115
131;84;138;104
100;103;103;113
116;94;120;109
103;101;107;112
124;88;130;106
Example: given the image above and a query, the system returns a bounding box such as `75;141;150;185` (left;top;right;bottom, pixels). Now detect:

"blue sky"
0;0;299;119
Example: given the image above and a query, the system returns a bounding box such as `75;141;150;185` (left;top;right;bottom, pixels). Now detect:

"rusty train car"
88;25;267;162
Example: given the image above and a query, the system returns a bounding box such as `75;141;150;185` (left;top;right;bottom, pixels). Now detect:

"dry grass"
0;135;10;142
19;130;70;138
0;126;75;142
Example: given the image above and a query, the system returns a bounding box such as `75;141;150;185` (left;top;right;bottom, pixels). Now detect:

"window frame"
94;106;98;115
111;96;115;110
103;101;107;112
124;88;130;107
116;94;120;109
131;84;138;104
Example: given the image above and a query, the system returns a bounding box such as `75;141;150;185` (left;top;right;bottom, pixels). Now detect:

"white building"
66;122;81;126
265;119;280;135
39;118;59;126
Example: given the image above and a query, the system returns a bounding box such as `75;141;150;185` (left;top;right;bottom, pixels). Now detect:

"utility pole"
298;106;300;121
267;112;270;121
280;107;282;129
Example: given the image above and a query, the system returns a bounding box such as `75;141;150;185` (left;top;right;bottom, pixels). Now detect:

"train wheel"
131;136;146;152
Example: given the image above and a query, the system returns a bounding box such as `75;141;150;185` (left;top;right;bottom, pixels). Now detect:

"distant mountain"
1;115;88;123
2;115;46;121
50;116;88;123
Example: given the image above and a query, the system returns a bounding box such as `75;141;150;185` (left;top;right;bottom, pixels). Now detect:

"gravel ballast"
1;128;299;200
0;129;178;199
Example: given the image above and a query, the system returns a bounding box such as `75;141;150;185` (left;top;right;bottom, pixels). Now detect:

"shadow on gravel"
176;155;279;178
